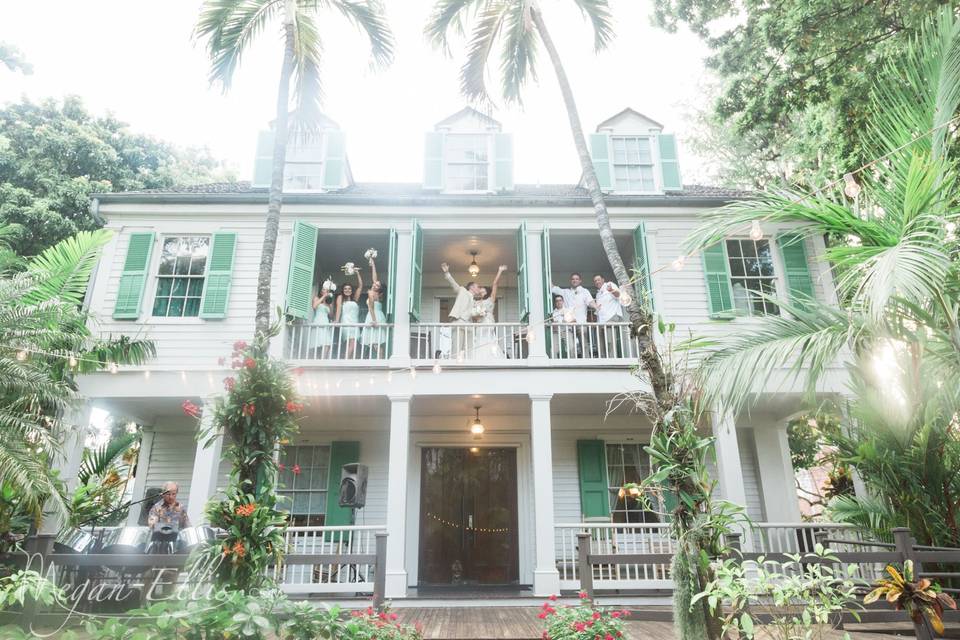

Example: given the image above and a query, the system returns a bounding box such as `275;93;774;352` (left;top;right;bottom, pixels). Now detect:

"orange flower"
235;503;256;517
222;543;231;556
232;541;246;558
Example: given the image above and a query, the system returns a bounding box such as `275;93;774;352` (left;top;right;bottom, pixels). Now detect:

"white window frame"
610;134;659;195
724;237;781;317
149;235;210;319
603;441;664;523
443;133;493;194
283;133;326;194
277;444;333;527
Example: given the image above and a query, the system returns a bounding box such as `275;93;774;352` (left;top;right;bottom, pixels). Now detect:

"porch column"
126;427;155;525
711;407;751;548
524;225;549;362
390;228;413;366
754;424;802;523
385;394;411;597
40;404;92;535
530;393;560;596
187;399;223;525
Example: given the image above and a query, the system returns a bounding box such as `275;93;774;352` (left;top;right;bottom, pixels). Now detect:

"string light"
180;370;187;381
456;350;465;364
15;350;27;361
671;256;686;271
144;370;150;379
109;362;119;374
68;355;78;368
525;331;536;343
354;380;361;389
749;220;764;241
386;371;393;383
432;362;442;375
409;367;417;379
843;172;862;199
368;375;375;385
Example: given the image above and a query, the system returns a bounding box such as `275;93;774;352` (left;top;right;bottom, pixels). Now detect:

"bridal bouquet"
471;303;487;320
321;278;337;292
364;248;378;260
341;262;357;275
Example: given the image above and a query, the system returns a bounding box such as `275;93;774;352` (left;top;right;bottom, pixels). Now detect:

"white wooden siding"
144;429;197;511
737;428;767;522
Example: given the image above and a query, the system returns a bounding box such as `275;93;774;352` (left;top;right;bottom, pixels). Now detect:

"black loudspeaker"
339;463;368;508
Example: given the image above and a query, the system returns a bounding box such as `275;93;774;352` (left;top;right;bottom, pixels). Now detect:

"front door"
418;447;519;585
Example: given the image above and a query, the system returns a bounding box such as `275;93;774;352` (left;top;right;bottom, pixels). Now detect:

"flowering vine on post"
184;321;304;592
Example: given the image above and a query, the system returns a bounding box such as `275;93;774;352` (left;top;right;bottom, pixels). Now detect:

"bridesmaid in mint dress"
310;286;335;360
362;257;388;357
335;270;363;359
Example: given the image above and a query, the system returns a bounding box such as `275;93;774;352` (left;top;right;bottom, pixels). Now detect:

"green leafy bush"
539;593;628;640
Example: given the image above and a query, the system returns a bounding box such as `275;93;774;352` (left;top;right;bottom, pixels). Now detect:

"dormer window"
251;119;350;192
612;136;655;192
445;134;490;192
284;135;325;192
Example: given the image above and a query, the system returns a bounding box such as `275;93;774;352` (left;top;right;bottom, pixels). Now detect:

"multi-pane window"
284;135;324;191
445;134;489;191
152;236;209;317
726;239;779;316
277;445;331;526
605;443;660;523
612;136;655;192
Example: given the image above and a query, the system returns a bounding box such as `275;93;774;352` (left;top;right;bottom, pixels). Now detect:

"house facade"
75;107;844;599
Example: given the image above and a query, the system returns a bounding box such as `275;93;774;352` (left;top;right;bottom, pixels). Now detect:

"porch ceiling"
422;231;517;278
549;230;635;285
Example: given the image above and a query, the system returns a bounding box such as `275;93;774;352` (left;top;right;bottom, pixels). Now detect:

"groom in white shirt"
551;272;594;358
441;262;483;358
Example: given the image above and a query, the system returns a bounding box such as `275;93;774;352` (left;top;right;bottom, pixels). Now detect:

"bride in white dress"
472;265;507;360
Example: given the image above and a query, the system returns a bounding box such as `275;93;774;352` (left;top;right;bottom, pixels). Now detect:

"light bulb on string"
144;370;151;380
386;371;393;383
15;350;27;362
456;351;465;364
368;375;374;385
179;370;186;381
354;380;361;389
749;220;764;241
525;331;536;343
432;362;442;375
409;367;417;379
671;256;686;271
109;362;120;374
68;355;78;368
563;310;575;323
843;172;862;199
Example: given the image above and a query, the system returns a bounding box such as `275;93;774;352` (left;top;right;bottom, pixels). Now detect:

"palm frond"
78;432;139;485
688;300;861;416
827;494;899;542
424;0;485;53
195;0;284;91
325;0;395;69
570;0;614;51
290;9;325;126
500;1;538;104
24;229;113;306
460;1;508;104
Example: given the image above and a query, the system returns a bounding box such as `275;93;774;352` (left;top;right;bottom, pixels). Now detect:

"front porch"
98;392;823;600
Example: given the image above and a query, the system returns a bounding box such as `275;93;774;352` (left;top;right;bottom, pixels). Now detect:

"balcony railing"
276;525;385;594
285;323;393;362
547;322;640;361
410;322;528;362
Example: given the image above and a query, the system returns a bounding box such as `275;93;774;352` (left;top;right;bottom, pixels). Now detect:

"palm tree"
680;9;960;544
425;0;670;406
196;0;394;341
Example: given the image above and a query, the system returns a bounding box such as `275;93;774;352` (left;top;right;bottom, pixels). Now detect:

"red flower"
378;612;388;621
616;633;622;638
578;591;589;600
366;607;374;616
293;367;305;376
605;635;614;640
232;340;248;353
243;357;256;369
278;463;286;471
390;613;398;620
224;377;236;391
181;400;201;418
541;603;552;610
611;611;621;619
231;359;241;369
537;613;547;620
217;357;226;366
548;594;557;601
574;622;587;632
592;612;601;620
286;401;302;413
242;403;255;417
541;633;550;640
619;610;630;618
292;464;301;476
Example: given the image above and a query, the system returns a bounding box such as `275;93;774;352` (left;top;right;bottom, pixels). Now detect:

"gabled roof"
435;106;502;129
595;108;664;132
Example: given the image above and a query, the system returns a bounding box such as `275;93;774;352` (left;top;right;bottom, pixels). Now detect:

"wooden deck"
394;607;911;640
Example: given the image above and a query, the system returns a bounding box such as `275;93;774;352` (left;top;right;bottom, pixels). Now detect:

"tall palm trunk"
530;5;670;407
254;2;296;341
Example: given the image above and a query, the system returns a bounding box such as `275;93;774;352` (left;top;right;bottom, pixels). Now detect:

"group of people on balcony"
309;256;389;359
550;273;625;359
441;261;508;360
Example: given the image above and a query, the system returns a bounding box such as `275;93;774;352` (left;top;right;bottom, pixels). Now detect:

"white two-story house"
75;107;844;599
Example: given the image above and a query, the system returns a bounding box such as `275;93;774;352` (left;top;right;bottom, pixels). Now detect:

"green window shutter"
577;440;610;519
408;220;424;321
777;233;815;306
285;221;318;320
633;222;654;310
657;134;682;191
494;133;514;191
702;242;735;319
386;228;398;321
541;228;553;354
322;130;346;189
324;441;360;527
516;222;529;321
252;130;275;188
199;231;238;319
113;232;155;320
423;132;444;190
589;134;612;191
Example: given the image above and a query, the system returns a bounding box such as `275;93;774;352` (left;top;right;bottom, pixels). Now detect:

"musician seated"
147;482;189;530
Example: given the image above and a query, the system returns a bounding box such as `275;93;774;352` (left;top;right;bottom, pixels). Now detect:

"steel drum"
99;526;150;554
178;526;216;552
54;528;95;554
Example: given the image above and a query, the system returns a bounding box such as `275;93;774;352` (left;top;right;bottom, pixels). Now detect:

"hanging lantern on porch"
468;250;480;278
470;406;485;435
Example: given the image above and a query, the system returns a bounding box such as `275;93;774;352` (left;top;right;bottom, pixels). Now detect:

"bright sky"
1;0;716;186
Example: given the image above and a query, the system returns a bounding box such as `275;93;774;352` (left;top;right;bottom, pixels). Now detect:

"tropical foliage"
192;326;302;592
653;0;945;187
195;0;393;338
683;8;960;547
68;430;141;527
864;561;957;636
0;226;154;529
0;97;224;256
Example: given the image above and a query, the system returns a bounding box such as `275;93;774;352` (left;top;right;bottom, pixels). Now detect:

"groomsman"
593;274;623;358
441;262;483;357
